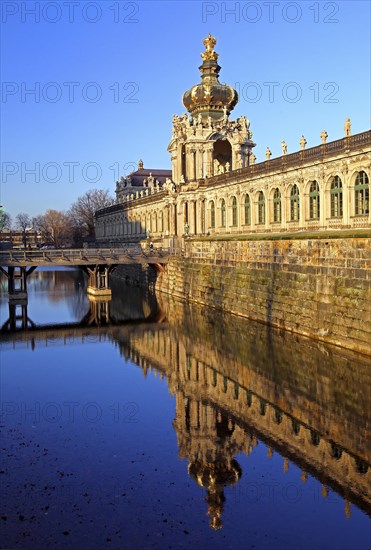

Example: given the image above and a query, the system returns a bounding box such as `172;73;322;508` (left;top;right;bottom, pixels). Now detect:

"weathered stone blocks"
157;238;371;354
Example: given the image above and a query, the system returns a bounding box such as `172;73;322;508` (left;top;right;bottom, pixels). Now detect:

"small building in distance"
114;160;172;203
0;230;42;250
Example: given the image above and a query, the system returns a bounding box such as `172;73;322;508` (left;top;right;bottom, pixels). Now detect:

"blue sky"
1;0;370;219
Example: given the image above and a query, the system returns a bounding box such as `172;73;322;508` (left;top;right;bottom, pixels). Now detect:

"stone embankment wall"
154;238;371;355
113;262;157;290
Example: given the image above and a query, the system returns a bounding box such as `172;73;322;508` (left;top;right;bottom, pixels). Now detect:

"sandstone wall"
155;238;371;355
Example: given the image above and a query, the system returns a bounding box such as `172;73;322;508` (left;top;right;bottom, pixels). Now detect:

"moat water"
0;268;370;549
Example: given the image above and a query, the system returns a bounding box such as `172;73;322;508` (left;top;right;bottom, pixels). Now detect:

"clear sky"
1;0;370;219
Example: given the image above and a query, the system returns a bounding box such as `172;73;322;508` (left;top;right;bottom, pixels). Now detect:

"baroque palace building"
95;35;370;244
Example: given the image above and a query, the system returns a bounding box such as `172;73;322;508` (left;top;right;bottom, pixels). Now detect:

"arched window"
309;181;320;220
290;184;300;221
330;176;343;217
220;199;226;227
310;430;320;446
209;201;215;228
231;196;238;226
258;191;265;224
181;144;186;181
244;194;251;225
355;171;369;215
273;188;281;223
184;202;189;224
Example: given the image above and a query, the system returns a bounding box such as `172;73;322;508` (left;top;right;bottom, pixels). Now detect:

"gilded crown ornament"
182;35;238;123
202;33;218;61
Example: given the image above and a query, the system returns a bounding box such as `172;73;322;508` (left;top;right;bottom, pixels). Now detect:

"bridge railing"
0;247;172;265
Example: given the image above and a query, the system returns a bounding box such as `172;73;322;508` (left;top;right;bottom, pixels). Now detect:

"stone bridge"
0;247;170;300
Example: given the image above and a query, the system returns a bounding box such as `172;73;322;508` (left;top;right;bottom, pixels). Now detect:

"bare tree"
69;189;113;238
15;212;33;248
34;210;73;248
15;212;32;231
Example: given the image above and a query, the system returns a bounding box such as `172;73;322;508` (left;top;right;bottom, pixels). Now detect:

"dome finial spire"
202;34;218;61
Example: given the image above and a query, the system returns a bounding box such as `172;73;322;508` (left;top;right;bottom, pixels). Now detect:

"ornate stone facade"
95;36;370;244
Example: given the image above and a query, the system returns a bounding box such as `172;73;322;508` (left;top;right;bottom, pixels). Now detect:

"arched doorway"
213;139;232;175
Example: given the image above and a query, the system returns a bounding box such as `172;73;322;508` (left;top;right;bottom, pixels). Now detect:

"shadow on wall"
111;263;162;295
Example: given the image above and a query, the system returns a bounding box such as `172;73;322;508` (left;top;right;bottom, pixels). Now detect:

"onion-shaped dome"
182;34;238;122
188;459;242;489
188;459;242;530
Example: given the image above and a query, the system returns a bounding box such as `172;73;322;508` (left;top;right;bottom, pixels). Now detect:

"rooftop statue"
164;178;176;194
344;117;351;136
299;135;307;150
320;130;328;143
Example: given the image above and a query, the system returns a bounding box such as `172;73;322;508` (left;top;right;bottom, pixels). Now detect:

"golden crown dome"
182;35;238;122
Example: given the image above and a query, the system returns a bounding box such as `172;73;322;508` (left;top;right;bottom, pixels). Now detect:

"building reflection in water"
114;293;371;527
1;273;370;529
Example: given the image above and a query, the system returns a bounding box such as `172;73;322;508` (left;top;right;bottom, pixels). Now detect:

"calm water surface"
0;268;370;549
